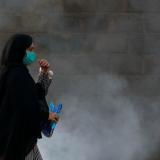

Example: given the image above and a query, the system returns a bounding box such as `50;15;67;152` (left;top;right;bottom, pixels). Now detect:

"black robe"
0;63;49;160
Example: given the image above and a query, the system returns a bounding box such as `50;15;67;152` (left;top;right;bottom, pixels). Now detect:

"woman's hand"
38;59;50;73
48;112;59;122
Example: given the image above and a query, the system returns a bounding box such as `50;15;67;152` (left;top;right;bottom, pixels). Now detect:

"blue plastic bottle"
42;102;62;137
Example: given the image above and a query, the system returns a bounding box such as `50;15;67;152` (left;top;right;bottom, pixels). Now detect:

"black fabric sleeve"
35;82;49;123
35;82;45;99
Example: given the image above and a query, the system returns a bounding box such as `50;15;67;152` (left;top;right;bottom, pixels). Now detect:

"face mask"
23;50;37;65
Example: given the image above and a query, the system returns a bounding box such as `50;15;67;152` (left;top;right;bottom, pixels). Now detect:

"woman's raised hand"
38;59;50;73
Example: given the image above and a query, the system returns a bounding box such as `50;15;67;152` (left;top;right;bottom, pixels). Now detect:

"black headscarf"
0;34;33;100
0;33;32;66
0;34;49;160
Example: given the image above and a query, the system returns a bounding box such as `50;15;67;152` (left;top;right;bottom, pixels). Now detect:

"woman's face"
23;42;38;65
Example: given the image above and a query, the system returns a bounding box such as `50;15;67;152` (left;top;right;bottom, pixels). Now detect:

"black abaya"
0;63;49;160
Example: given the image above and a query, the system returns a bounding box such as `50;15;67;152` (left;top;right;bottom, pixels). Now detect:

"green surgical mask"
23;50;37;65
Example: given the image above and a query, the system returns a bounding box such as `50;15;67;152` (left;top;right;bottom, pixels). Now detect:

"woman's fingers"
39;59;50;69
48;112;60;122
56;115;60;121
54;116;59;123
39;59;49;66
54;114;59;122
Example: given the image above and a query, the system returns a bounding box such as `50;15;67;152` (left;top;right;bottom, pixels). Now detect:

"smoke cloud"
34;73;160;160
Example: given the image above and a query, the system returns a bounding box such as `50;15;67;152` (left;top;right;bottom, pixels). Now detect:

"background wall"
1;0;160;160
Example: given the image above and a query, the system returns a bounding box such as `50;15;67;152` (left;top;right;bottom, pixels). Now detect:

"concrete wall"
1;0;160;160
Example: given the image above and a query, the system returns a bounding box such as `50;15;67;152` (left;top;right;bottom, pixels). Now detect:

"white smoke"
37;74;158;160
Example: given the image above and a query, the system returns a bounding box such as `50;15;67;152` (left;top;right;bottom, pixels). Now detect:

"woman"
0;34;59;160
